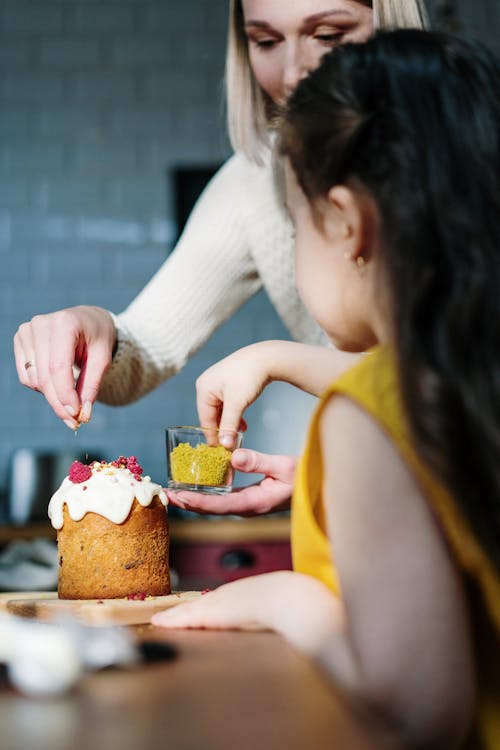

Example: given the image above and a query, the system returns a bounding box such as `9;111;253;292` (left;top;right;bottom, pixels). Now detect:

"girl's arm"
195;340;358;443
153;570;343;647
317;395;475;749
166;341;355;515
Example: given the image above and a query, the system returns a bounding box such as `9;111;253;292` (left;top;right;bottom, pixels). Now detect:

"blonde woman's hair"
226;0;429;163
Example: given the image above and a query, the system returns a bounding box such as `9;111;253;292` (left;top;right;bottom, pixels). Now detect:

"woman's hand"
14;305;116;429
166;449;296;515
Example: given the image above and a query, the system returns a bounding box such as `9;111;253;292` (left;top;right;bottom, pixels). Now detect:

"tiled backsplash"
0;0;316;511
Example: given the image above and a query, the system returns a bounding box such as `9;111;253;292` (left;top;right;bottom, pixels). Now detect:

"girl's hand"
14;306;116;429
166;449;296;515
196;341;360;448
195;343;275;448
151;571;343;657
152;575;276;633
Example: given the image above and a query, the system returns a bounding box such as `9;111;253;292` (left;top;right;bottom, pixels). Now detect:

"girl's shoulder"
325;346;399;423
316;347;414;484
321;348;500;629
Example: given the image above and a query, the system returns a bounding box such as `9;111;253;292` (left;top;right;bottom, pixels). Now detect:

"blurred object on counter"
0;613;174;697
6;449;103;526
0;487;7;525
0;538;58;591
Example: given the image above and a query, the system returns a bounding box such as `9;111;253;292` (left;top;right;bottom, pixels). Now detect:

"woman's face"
242;0;373;104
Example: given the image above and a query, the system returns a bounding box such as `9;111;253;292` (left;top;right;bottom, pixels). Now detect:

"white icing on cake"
48;461;168;530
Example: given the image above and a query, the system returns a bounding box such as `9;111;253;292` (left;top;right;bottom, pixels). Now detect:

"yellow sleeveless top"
291;345;500;749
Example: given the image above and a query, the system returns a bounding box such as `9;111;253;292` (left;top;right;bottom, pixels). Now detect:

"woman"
14;0;428;514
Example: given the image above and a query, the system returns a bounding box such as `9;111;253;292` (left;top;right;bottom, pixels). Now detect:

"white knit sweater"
98;152;324;406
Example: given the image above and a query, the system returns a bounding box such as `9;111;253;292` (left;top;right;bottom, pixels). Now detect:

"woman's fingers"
35;313;82;419
231;449;297;483
13;323;40;390
14;321;80;427
13;306;116;426
167;488;251;514
75;340;113;415
167;450;296;516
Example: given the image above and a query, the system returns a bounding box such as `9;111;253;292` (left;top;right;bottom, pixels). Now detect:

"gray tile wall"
0;0;498;515
0;0;316;514
431;0;499;53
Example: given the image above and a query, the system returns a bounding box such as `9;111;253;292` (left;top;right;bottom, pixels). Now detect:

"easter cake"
48;456;170;600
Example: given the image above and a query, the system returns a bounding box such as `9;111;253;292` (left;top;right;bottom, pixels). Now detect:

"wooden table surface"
0;626;402;750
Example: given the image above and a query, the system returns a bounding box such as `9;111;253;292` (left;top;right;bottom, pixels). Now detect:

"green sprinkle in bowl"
166;426;243;495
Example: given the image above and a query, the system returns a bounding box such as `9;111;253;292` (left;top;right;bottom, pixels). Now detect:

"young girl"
152;30;500;749
14;0;428;516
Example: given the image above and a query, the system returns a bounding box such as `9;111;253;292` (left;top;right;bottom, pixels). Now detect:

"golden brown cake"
48;456;170;600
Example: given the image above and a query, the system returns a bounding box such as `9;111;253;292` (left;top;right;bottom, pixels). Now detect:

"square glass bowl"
166;426;243;495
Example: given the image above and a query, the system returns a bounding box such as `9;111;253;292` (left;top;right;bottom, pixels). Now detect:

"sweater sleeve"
98;154;262;406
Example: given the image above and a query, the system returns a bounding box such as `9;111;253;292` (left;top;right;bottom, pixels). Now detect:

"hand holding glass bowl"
166;426;243;495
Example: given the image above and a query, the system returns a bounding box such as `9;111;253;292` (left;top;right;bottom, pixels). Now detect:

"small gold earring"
341;223;352;239
356;256;366;269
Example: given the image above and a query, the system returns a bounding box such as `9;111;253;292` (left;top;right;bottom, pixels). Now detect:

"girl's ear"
327;185;378;264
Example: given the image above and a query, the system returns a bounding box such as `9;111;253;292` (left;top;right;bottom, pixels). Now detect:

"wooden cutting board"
4;591;202;626
0;591;58;611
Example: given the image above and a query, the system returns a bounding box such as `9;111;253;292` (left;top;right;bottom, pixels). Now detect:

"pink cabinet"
169;517;292;589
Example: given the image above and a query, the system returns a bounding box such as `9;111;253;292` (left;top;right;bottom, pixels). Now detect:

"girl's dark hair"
281;30;500;567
